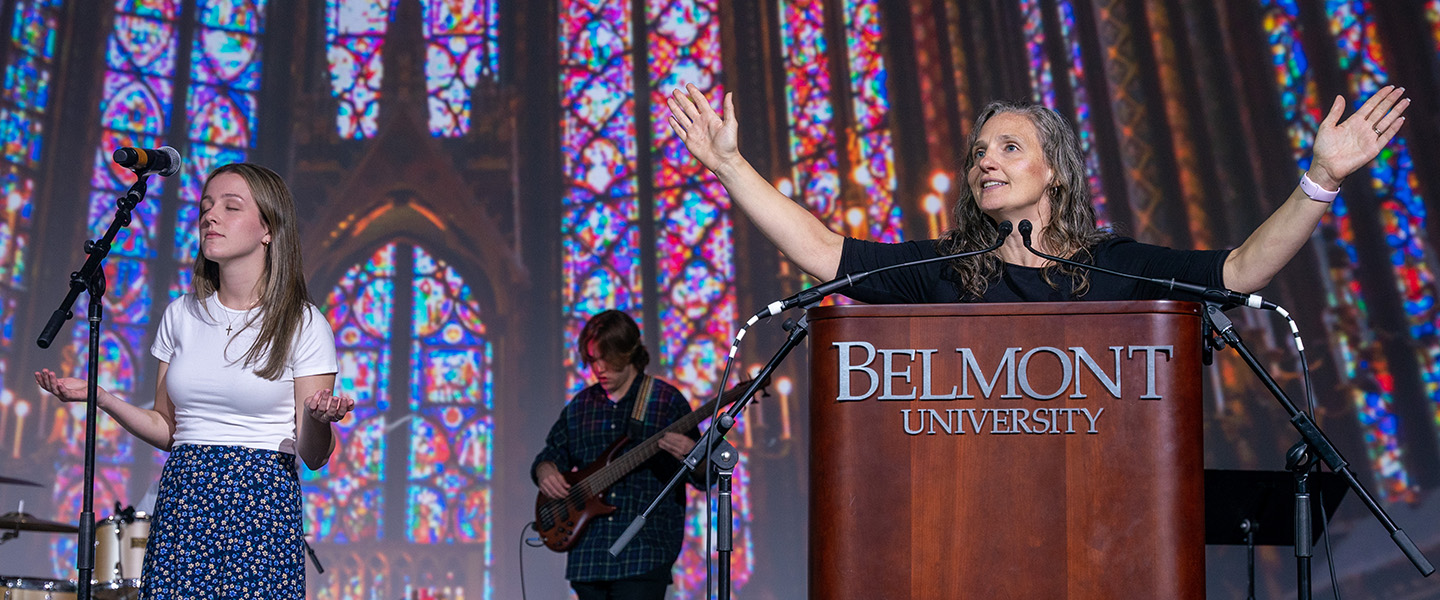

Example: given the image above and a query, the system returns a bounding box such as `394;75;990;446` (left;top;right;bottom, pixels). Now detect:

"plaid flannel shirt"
532;376;699;582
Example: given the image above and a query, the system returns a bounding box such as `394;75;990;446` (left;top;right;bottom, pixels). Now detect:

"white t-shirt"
150;294;338;454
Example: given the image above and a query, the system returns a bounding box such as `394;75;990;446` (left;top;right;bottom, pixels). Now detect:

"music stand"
1205;469;1348;599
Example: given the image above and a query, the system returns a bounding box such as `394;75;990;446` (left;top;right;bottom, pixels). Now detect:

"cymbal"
0;511;78;533
0;475;40;487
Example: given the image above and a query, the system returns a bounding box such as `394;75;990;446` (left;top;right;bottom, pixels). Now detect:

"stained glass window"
646;0;732;406
777;0;842;232
559;0;641;395
406;245;493;554
560;0;750;594
1018;0;1108;225
326;0;393;139
1258;0;1414;501
58;2;269;574
0;0;63;477
309;242;494;599
843;0;902;242
1324;0;1440;482
173;0;266;298
307;243;394;547
420;0;500;136
53;0;184;575
327;0;500;139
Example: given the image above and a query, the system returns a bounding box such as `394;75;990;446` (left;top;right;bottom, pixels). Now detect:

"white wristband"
1300;172;1339;203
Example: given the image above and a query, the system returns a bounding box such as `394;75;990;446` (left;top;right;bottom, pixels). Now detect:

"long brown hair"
191;163;312;380
936;101;1111;298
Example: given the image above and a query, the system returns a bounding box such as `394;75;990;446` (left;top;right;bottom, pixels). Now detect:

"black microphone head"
996;220;1013;237
112;146;182;177
1017;219;1033;246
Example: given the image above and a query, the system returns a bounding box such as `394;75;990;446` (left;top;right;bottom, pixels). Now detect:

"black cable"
519;521;544;600
704;354;739;600
1296;331;1342;599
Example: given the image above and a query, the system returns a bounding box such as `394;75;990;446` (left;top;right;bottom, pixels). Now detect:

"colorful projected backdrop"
1018;0;1109;226
1323;0;1440;468
776;0;902;242
326;0;500;139
173;0;267;297
305;241;496;598
559;0;750;595
0;0;62;490
1257;0;1428;502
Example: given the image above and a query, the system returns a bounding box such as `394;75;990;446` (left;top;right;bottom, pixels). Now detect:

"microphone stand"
1204;303;1433;594
609;313;809;600
612;225;1015;599
36;174;152;600
1016;221;1434;595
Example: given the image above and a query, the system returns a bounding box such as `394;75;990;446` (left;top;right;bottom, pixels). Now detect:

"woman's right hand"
668;84;740;173
35;368;99;404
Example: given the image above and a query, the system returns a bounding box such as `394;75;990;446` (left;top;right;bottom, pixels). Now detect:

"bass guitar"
533;378;763;552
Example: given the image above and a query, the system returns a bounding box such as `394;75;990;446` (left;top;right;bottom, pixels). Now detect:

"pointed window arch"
306;240;494;599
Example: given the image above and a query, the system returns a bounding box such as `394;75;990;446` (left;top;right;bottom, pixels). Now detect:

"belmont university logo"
828;341;1176;436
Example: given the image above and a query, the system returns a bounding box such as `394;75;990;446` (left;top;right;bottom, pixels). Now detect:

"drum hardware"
0;513;79;535
2;576;77;600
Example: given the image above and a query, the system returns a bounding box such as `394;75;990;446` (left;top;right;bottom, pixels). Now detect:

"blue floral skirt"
140;444;303;599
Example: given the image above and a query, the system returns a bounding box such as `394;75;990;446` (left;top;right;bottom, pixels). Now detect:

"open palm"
1310;85;1408;188
667;84;739;172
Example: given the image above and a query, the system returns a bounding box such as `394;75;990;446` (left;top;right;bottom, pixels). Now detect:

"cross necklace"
222;304;250;335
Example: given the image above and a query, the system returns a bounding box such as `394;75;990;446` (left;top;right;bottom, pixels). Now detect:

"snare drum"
93;515;124;583
1;577;76;600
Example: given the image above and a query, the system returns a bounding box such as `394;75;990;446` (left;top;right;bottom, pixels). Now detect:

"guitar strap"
627;375;655;441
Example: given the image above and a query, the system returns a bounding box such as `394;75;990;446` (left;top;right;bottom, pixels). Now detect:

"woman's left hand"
304;388;355;424
1310;85;1409;189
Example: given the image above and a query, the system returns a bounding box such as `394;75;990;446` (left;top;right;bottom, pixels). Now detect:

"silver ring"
1373;125;1382;136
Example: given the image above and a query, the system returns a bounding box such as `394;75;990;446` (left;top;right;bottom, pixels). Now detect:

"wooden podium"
807;301;1205;599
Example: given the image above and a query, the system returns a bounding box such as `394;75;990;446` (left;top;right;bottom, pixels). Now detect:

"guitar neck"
585;380;752;492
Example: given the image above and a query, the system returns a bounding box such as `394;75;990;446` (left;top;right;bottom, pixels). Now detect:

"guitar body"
533;436;628;552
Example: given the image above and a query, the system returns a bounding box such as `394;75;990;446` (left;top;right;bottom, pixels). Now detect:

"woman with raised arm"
36;163;354;599
667;84;1408;304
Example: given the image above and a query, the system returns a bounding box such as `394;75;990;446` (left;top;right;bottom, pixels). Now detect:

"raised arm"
35;364;177;451
1224;85;1410;293
668;84;845;280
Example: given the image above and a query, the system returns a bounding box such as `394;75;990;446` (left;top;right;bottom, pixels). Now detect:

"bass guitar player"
531;310;708;600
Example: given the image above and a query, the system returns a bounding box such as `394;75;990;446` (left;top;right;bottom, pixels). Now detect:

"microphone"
1016;219;1276;310
112;146;182;177
754;221;1013;319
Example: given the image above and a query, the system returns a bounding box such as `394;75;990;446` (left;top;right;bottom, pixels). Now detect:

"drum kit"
0;475;146;600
